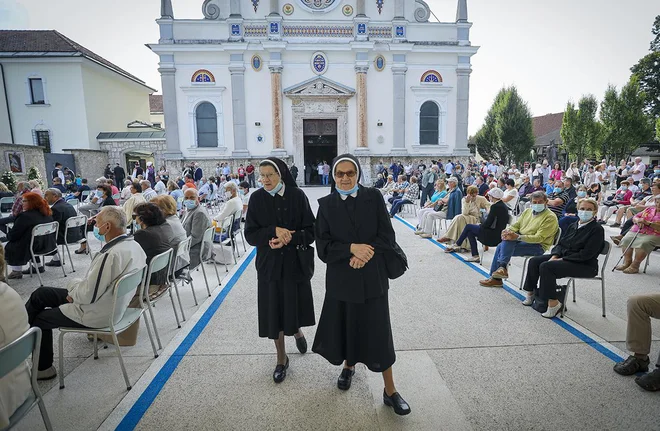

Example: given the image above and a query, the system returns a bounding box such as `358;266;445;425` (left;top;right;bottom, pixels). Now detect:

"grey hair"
45;188;62;198
530;191;548;201
17;181;31;190
124;180;132;186
97;206;127;231
640;178;651;185
184;188;199;198
224;181;238;192
140;180;151;189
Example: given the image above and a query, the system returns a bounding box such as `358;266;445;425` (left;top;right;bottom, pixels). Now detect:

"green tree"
600;78;655;161
27;166;45;190
650;15;660;52
631;15;660;118
1;171;17;192
474;86;534;164
560;95;600;162
656;117;660;140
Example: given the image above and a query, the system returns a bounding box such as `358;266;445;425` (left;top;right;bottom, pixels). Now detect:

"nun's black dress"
245;183;316;339
312;185;397;372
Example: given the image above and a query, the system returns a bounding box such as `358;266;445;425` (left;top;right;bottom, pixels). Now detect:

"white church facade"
152;0;477;184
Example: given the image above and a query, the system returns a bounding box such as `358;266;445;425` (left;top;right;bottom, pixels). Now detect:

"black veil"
259;157;298;188
329;153;363;194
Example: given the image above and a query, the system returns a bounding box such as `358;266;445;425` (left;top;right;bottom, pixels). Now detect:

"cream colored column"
355;65;369;149
270;65;284;151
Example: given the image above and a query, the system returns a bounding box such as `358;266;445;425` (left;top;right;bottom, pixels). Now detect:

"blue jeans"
322;174;329;185
457;224;481;256
489;240;544;275
390;199;412;216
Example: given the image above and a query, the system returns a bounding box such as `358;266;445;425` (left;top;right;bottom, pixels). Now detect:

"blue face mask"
578;210;594;222
267;182;283;196
553;187;563;193
621;186;628;191
93;225;105;242
96;190;103;197
577;191;587;198
337;184;359;196
655;170;660;174
238;189;245;196
531;204;546;213
183;199;197;209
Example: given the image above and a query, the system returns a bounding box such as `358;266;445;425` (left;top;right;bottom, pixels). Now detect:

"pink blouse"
550;169;563;181
632;208;660;236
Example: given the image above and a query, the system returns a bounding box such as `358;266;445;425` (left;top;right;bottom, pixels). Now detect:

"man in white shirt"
238;181;252;217
153;175;167;195
24;206;147;379
141;180;157;202
213;182;243;241
445;160;454;176
120;180;133;200
631;157;646;185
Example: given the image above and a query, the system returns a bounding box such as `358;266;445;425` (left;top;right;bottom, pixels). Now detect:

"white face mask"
225;191;232;200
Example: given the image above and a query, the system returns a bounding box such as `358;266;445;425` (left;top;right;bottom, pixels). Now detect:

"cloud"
0;0;30;29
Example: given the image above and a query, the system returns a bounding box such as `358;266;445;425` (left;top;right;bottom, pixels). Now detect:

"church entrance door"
303;119;337;185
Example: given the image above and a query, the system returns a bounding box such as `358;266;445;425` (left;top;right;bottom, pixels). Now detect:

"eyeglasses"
335;171;357;179
259;173;279;180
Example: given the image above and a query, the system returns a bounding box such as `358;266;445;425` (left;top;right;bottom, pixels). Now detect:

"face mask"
531;204;546;213
655;170;660;174
577;191;587;198
183;199;197;209
93;225;106;242
225;191;232;200
577;210;594;222
96;190;102;197
554;187;563;193
337;184;359;196
238;189;245;196
267;182;284;196
621;186;628;191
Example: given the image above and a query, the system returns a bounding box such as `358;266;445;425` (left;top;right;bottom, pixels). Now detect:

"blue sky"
1;0;657;134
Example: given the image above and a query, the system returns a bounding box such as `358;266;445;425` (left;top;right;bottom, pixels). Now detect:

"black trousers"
621;219;634;236
420;183;434;207
25;287;87;371
522;255;597;301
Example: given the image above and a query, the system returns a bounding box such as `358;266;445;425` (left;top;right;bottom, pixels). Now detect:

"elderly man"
213;182;243;241
480;191;559;287
613;293;660;391
153;175;167;195
181;188;212;268
24;206;147;379
141;180;157;202
475;175;488;196
517;174;534;202
78;180;105;218
0;181;31;236
630;157;646;185
43;188;81;267
52;177;67;194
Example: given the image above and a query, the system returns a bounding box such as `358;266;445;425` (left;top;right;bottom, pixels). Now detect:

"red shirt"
246;165;254;174
185;180;197;190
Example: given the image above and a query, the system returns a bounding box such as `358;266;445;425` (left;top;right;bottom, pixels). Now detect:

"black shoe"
614;355;650;376
295;336;307;354
273;357;289;383
337;368;355;391
45;260;62;267
635;368;660;391
23;265;45;275
383;390;411;416
74;248;89;255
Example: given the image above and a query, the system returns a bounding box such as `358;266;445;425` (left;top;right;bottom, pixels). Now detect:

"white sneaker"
37;365;57;380
414;230;423;235
522;295;534;306
465;255;480;263
542;302;563;318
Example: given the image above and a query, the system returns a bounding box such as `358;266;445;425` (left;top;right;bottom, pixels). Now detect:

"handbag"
433;202;445;212
295;244;315;279
385;242;408;280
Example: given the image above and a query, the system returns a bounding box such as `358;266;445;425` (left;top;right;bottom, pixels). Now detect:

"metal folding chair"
230;209;247;256
0;327;53;431
0;196;14;217
562;241;612;317
59;266;155;391
143;248;177;350
62;215;90;272
200;226;221;293
170;237;192;320
518;227;562;290
29;222;67;286
643;247;659;274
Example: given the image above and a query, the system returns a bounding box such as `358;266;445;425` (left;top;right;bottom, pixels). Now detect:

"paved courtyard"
10;187;660;431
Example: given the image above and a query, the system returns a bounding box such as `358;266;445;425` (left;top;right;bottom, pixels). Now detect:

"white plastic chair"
518;227;562;290
562;241;611;317
170;237;192;320
58;266;156;391
218;214;238;272
62;215;90;272
0;327;53;431
230;209;247;256
29;221;67;286
80;190;91;202
0;196;14;217
200;226;222;291
67;198;80;212
143;248;177;350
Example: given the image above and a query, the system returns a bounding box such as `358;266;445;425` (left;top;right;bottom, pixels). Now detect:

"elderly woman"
416;177;463;239
167;180;184;211
28;180;43;197
616;196;660;274
522;198;604;318
565;162;580;183
379;175;396;196
415;179;447;231
151;195;188;273
120;179;133;201
245;157;315;383
597;180;633;224
181;188;212;269
133;203;177;291
437;185;490;250
6;192;55;279
313;154;410;415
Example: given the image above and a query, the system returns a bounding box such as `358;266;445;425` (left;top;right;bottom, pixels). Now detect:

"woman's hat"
488;188;504;199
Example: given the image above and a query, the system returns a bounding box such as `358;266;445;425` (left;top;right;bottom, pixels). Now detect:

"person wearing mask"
238;181;252;218
416;177;462;238
43;188;82;267
181;189;212;268
213;182;243;241
6;192;55;278
245;157;315;383
420;166;439;207
24;206;146;379
313;154;410;415
521;198;604;318
558;185;588;232
650;165;660;182
597;180;633;224
75;184;116;255
479;192;559;287
445;188;509;262
610;178;653;228
547;179;571;218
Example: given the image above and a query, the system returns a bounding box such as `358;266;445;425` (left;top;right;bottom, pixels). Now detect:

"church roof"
0;30;154;90
149;94;164;114
532;112;564;138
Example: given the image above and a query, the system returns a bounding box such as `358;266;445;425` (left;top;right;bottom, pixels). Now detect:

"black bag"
295;244;315;279
433;202;445;212
531;284;568;314
385;242;408;280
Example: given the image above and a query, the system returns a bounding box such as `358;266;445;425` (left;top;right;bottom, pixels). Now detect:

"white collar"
277;183;286;197
339;189;358;200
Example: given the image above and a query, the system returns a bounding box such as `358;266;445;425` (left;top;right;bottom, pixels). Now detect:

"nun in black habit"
312;154;411;416
244;157;316;383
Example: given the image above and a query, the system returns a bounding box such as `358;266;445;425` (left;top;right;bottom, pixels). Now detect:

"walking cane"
611;229;640;272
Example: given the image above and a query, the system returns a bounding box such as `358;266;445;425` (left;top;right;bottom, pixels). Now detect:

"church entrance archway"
303;119;337;185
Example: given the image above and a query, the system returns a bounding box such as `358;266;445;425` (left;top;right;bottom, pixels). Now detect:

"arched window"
196;102;218;147
419;101;439;145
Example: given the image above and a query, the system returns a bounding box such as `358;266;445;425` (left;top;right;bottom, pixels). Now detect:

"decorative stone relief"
414;0;431;22
202;0;221;19
251;0;260;12
342;4;353;15
299;0;337;11
283;3;294;14
310;51;329;75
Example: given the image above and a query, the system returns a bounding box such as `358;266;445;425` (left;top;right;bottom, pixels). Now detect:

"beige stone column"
270;65;284;151
355;65;369;149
